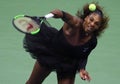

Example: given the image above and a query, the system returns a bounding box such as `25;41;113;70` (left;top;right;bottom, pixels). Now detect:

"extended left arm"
78;56;91;82
78;49;93;82
78;37;97;82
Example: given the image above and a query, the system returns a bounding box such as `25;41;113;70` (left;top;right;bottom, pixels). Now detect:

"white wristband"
44;13;54;19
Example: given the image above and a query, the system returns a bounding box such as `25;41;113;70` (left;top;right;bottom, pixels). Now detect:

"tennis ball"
89;4;96;11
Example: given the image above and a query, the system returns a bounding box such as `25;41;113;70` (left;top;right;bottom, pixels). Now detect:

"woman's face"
83;13;102;34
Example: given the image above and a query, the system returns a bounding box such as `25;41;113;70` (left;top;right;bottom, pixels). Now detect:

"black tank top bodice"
52;28;97;59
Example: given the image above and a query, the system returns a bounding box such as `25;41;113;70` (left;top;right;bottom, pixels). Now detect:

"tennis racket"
12;13;54;34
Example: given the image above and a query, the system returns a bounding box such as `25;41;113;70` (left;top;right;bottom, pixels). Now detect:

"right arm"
50;9;81;28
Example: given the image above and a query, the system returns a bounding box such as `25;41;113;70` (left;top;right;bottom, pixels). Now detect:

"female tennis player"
24;2;109;84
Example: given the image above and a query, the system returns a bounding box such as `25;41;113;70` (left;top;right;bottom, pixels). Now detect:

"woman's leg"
56;71;76;84
26;61;52;84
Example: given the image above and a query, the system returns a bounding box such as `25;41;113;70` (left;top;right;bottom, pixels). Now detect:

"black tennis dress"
23;22;97;74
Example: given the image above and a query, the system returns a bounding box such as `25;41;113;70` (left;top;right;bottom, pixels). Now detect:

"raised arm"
50;9;81;27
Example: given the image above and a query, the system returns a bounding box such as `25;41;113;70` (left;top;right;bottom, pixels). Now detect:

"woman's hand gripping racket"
12;13;54;34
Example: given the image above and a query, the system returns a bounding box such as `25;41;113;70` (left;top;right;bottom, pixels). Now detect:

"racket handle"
44;13;54;19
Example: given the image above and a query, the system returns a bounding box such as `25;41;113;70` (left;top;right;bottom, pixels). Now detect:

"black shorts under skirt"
23;23;79;77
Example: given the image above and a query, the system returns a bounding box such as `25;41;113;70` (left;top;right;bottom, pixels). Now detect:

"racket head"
12;15;40;34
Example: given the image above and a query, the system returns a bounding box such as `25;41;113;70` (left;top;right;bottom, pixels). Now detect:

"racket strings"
28;16;43;25
13;15;52;34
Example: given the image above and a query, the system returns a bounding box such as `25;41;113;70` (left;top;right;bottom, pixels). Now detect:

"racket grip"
44;13;54;19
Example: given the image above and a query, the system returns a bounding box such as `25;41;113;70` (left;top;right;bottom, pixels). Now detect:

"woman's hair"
76;2;109;37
